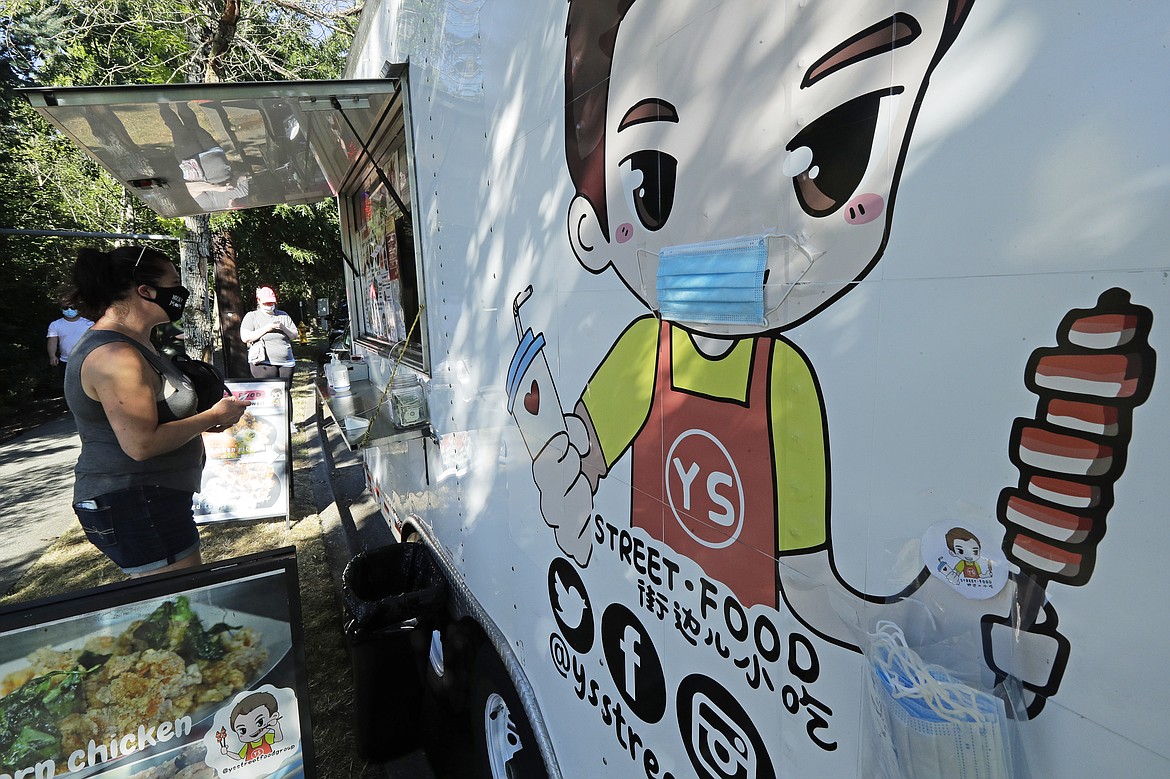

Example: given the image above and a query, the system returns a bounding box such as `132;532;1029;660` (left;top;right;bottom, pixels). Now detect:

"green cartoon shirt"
581;317;827;553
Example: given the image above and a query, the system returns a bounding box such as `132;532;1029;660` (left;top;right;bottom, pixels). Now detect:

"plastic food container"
343;415;371;435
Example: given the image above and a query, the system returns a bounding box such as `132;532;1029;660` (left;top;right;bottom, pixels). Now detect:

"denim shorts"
73;485;200;574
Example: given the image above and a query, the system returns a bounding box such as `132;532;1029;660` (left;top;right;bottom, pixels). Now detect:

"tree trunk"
176;0;245;369
213;230;250;378
180;215;215;363
206;0;241;82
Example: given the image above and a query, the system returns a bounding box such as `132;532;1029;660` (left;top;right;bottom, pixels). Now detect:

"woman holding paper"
240;286;298;380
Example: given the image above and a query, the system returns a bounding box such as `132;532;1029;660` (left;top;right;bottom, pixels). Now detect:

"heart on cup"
523;380;540;415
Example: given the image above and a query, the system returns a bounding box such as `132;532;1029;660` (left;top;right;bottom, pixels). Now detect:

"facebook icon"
620;623;642;700
601;604;666;724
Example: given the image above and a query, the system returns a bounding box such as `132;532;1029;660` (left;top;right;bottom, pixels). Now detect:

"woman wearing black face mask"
65;246;250;577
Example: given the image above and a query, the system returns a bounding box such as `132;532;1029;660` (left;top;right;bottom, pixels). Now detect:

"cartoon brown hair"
230;691;279;725
563;0;976;241
945;526;980;552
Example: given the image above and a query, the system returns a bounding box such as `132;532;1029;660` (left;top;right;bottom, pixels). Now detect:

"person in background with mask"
240;286;297;381
46;293;94;391
66;245;249;576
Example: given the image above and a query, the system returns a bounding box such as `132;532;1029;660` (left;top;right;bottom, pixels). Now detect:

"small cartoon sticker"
921;522;1008;600
203;685;302;778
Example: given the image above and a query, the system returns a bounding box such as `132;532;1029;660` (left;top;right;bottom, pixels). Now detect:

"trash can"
342;542;448;762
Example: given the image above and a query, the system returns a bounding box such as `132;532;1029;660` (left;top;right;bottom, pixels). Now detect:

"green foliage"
212;200;346;322
1;14;145;406
0;0;359;408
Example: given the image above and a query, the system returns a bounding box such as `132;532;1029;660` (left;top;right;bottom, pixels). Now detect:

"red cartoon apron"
243;739;273;761
632;322;778;608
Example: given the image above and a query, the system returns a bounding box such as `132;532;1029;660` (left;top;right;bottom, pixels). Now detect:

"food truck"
25;0;1170;776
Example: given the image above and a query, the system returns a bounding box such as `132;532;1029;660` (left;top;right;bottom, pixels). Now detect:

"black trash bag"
340;542;449;763
342;542;448;639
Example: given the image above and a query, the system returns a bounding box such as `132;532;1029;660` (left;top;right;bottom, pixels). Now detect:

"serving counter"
315;376;432;451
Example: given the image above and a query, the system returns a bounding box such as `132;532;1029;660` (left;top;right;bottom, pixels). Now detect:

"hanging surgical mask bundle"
864;620;1020;779
647;233;820;326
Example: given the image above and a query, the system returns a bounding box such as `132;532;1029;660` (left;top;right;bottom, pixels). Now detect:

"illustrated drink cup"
508;286;568;459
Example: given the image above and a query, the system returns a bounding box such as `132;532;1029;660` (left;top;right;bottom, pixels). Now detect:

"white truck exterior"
26;0;1170;776
341;1;1170;776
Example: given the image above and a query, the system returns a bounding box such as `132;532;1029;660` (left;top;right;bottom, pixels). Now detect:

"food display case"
0;547;314;778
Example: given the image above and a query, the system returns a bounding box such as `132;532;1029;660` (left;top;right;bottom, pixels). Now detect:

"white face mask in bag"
866;621;1013;779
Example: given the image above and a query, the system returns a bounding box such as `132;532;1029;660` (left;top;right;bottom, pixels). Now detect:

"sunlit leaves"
0;0;358;402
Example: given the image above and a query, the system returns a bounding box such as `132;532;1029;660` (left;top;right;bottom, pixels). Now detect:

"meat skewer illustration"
991;288;1155;716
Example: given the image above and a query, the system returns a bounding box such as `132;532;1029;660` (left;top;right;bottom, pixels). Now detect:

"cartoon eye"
618;149;677;231
786;88;902;217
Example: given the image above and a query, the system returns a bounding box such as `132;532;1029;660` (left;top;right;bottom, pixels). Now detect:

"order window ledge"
316;377;430;451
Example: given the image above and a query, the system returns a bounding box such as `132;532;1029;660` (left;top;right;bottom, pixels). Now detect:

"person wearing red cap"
240;286;298;380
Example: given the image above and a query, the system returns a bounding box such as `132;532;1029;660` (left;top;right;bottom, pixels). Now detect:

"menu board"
195;380;291;524
0;547;314;779
358;189;409;345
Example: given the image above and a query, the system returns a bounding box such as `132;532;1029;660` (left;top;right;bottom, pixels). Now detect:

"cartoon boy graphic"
220;691;284;762
513;0;1154;717
543;0;980;606
941;527;992;583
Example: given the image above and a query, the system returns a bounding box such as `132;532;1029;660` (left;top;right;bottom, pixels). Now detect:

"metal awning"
21;75;403;218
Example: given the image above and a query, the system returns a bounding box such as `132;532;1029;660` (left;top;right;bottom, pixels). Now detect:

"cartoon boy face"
233;704;274;742
951;537;981;562
567;0;970;334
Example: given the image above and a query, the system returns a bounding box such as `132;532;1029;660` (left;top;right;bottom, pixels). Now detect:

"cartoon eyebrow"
801;13;922;89
617;98;679;131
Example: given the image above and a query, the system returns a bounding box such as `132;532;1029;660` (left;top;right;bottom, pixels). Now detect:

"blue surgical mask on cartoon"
656;235;768;326
62;308;78;318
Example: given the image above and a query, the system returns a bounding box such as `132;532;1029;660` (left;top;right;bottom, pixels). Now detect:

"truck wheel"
425;621;473;711
471;645;547;779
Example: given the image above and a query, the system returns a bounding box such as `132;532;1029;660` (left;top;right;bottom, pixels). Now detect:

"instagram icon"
678;675;774;779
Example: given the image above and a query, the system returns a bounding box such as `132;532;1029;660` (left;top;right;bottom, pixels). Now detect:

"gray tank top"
66;329;206;501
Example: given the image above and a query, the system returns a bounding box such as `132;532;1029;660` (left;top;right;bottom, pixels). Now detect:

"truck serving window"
340;84;427;371
22;73;426;371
